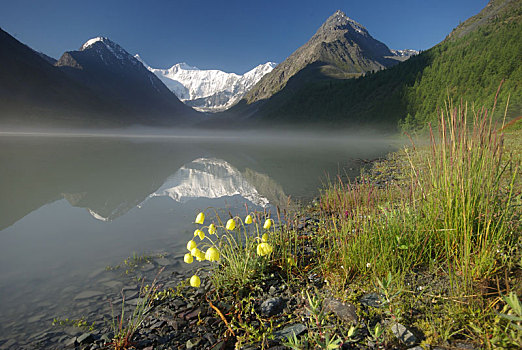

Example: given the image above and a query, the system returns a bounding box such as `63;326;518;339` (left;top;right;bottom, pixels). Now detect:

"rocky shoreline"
44;214;434;350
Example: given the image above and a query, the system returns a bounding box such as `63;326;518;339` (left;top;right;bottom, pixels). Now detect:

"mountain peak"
81;37;113;51
134;53;146;65
80;36;135;62
320;10;368;36
241;10;397;105
172;62;199;71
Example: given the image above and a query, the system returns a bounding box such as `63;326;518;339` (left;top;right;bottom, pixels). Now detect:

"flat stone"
324;298;358;324
77;332;94;344
124;290;138;299
100;333;112;343
171;299;186;309
27;314;46;323
88;267;105;279
73;290;103;300
360;293;383;308
64;337;77;348
273;323;307;341
102;280;123;289
186;337;202;349
391;323;417;346
204;333;216;344
141;263;155;271
154;257;171;266
184;308;202;320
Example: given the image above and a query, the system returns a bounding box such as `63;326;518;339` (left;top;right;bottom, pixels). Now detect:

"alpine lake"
0;129;399;346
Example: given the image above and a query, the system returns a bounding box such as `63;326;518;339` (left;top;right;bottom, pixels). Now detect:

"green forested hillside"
254;0;521;130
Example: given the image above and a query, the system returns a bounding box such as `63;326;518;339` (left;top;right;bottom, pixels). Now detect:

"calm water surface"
0;131;398;346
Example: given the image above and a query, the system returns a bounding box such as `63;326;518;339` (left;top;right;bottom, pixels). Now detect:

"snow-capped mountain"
136;55;276;112
80;37;142;65
55;37;199;124
390;49;419;57
149;157;270;207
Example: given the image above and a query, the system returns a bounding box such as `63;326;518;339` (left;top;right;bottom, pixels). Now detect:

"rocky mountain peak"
318;10;369;37
240;10;398;104
79;36;138;65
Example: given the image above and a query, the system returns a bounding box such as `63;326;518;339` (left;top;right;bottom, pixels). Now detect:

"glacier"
136;55;276;112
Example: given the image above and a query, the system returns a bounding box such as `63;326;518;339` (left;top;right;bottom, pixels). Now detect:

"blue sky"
1;0;488;74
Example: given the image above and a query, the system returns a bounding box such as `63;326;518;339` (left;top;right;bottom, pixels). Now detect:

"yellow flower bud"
256;242;273;256
190;275;201;288
245;215;253;224
205;247;220;262
187;240;197;251
263;219;273;230
194;229;205;240
226;218;236;231
261;233;269;242
208;223;216;235
191;247;201;257
287;256;296;266
184;253;193;264
195;212;205;224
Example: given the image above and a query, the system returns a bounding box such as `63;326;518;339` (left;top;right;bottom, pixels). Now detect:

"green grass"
107;271;163;350
168;98;521;349
305;101;521;348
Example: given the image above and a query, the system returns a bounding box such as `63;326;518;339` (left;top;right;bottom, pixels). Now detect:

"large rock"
324;297;358;324
391;323;417;346
261;297;285;316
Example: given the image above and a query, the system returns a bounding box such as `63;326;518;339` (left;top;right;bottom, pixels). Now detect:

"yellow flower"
208;223;216;235
205;247;220;262
184;253;193;264
196;250;205;261
190;275;201;288
245;215;253;224
191;247;202;257
226;218;236;231
195;212;205;224
287;256;296;266
187;240;197;251
261;233;269;242
194;229;205;240
263;219;273;230
257;242;273;256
